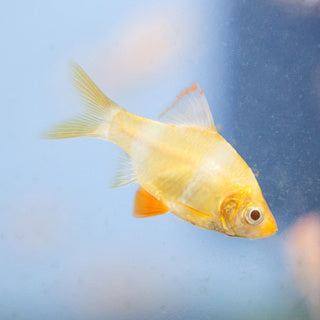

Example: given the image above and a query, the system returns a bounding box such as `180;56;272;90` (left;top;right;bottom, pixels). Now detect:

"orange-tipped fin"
133;187;169;218
158;83;215;130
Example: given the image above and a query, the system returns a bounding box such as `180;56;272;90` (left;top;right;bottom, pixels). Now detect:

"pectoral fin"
133;187;169;218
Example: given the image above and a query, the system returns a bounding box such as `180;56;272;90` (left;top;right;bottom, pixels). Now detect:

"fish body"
46;64;277;239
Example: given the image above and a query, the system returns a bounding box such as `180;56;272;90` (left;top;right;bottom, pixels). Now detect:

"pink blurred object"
284;213;320;319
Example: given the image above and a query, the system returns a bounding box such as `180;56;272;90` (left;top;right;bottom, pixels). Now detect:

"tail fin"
45;63;122;140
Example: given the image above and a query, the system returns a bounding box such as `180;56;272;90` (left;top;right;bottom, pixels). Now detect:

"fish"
46;63;278;239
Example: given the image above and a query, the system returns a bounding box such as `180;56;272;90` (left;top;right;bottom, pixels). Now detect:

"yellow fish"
46;64;277;239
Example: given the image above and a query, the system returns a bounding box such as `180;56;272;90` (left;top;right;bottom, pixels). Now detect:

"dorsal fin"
133;187;169;218
159;83;215;129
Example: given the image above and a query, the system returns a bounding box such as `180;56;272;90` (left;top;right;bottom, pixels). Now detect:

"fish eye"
245;207;264;225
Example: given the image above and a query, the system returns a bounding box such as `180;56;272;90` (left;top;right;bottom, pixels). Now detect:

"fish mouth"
258;215;278;238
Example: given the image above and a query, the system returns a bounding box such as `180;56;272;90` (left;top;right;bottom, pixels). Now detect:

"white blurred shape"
284;213;320;319
63;252;176;319
5;192;65;257
273;0;320;14
276;0;320;6
82;265;160;317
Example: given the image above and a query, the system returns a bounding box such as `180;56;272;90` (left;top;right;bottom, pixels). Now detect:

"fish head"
219;187;277;239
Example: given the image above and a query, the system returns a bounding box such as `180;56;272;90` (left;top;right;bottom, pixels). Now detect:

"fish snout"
259;213;278;238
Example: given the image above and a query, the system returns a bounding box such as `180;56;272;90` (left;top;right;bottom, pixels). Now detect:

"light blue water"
1;0;319;319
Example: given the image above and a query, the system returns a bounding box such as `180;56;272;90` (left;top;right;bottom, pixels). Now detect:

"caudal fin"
45;63;122;140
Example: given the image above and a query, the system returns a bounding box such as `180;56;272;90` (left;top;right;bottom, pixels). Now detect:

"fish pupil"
250;210;261;221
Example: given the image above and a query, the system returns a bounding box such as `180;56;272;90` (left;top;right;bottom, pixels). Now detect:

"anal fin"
133;187;169;218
